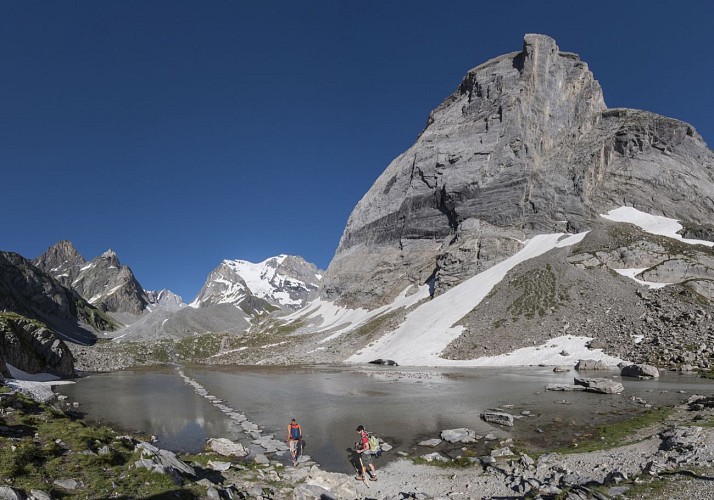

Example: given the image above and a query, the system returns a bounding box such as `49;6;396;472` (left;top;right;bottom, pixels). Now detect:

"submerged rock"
480;411;515;427
574;377;624;394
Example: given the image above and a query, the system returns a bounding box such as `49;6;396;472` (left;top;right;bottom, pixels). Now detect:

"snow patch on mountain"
601;207;714;247
284;284;431;342
613;268;669;289
346;232;589;366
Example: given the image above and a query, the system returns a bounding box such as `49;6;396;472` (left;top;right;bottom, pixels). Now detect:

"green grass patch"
554;408;672;454
0;392;203;498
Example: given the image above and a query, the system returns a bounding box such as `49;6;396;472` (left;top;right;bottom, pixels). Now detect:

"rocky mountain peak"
33;240;86;287
192;255;322;312
100;249;120;267
34;242;149;316
322;34;713;310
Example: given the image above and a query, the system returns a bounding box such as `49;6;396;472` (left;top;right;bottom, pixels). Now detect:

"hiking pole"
359;455;369;488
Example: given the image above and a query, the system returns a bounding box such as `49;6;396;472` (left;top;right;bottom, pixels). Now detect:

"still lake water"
56;365;714;473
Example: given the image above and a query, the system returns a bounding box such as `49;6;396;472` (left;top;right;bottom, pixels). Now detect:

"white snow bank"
613;268;669;289
601;207;714;247
466;335;623;367
281;283;430;344
5;364;74;403
348;232;592;366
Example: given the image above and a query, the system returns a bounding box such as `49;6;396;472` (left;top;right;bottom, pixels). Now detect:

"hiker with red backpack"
287;418;302;466
355;424;378;481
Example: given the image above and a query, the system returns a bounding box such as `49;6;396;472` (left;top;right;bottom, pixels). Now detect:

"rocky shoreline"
3;366;714;499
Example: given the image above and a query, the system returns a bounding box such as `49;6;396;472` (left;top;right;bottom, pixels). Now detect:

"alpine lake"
54;364;714;474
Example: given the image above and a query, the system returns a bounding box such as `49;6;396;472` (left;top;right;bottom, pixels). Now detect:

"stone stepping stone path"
175;367;304;466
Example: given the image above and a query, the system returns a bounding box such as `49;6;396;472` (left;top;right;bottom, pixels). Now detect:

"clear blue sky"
1;1;712;301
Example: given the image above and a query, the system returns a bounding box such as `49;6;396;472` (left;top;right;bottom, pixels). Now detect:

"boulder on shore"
206;438;249;457
440;428;477;443
575;359;608;371
621;364;660;379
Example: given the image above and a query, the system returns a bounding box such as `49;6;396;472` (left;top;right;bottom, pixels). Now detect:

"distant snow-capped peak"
191;254;322;311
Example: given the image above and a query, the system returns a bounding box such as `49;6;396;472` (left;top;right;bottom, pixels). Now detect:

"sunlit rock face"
322;34;714;309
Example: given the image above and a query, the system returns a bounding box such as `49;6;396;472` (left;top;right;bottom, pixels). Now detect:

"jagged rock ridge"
322;34;714;309
0;251;117;342
191;255;322;313
35;241;150;315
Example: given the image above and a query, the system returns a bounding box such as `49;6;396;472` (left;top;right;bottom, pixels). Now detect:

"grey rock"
660;425;703;451
205;487;221;500
481;411;515;426
0;486;25;500
421;452;449;462
28;490;51;500
604;469;628;484
546;383;586;392
574;377;624;394
491;447;515;457
575;359;609;371
621;363;660;378
206;437;250;457
418;438;442;447
53;479;80;490
440;427;477;443
135;442;195;477
292;484;337;500
553;365;572;372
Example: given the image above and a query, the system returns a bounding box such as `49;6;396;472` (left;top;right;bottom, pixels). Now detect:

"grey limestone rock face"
322;34;714;309
0;314;75;377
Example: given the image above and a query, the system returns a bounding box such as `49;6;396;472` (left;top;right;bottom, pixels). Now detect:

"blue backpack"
290;423;301;440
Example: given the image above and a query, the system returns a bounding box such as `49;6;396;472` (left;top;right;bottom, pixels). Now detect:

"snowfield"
601;206;714;247
346;232;591;366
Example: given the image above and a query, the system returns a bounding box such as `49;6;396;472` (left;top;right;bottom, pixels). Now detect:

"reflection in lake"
56;365;714;473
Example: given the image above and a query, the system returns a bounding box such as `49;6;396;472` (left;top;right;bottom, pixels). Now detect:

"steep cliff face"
322;34;714;309
0;313;74;378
